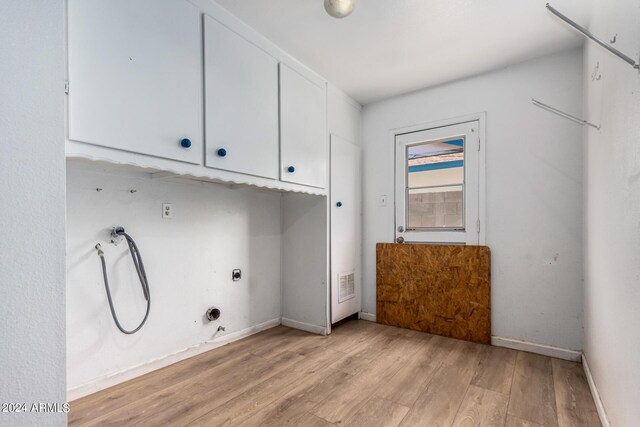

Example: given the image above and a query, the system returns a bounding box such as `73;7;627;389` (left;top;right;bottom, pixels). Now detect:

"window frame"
392;113;486;245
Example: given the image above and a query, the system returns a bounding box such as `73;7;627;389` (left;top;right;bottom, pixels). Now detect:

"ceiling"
214;0;589;105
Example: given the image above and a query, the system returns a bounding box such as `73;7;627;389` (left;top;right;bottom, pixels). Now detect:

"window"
395;119;483;245
407;138;464;230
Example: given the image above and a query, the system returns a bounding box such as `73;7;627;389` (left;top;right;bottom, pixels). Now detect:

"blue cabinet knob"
336;201;343;207
180;138;192;149
217;148;227;157
287;166;295;173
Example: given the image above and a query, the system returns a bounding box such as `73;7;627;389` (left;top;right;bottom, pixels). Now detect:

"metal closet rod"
546;3;639;69
532;98;601;130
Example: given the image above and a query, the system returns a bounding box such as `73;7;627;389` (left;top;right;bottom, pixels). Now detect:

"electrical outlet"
162;203;173;219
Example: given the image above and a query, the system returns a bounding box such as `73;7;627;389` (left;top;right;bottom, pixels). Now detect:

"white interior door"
279;64;327;188
330;135;361;323
203;15;279;179
395;121;480;245
67;0;202;164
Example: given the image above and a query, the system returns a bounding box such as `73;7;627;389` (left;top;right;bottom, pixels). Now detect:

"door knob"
287;166;295;173
336;201;343;207
396;236;405;244
180;138;192;149
217;148;227;157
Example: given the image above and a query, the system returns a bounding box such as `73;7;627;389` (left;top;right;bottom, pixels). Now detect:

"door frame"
390;112;486;245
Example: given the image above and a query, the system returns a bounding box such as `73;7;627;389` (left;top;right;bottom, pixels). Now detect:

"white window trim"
390;112;486;245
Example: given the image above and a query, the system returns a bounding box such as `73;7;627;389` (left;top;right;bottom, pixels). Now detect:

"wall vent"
338;272;355;303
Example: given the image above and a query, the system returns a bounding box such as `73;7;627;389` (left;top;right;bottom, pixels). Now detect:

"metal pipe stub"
206;307;221;321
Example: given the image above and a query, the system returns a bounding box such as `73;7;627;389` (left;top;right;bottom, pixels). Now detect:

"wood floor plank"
137;351;307;426
240;369;352;427
399;339;484;427
399;327;432;338
302;369;357;406
508;352;558;427
249;327;317;359
413;334;460;363
310;353;404;424
452;384;509;427
195;325;291;362
286;412;336;427
328;351;373;375
69;321;601;427
343;396;410;427
309;373;383;424
190;370;307;427
346;327;404;358
78;352;270;426
70;350;267;426
190;346;343;426
399;364;473;426
329;325;425;376
551;359;601;427
472;345;518;395
505;415;548;427
441;338;487;369
92;350;302;427
375;337;442;407
375;357;439;407
322;322;382;353
384;334;434;362
68;326;289;426
68;326;286;425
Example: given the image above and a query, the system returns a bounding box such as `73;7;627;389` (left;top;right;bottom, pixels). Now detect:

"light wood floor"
69;321;601;426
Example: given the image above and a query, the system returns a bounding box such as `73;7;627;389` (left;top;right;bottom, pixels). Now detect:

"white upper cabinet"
204;15;279;179
67;0;330;192
67;0;202;164
279;64;327;188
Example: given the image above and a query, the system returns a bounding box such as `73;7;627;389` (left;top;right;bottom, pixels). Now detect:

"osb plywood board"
376;243;491;344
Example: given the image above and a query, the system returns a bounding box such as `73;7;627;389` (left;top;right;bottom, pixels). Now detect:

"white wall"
281;193;328;332
0;1;67;426
583;0;640;423
328;83;362;146
66;162;282;392
362;49;585;353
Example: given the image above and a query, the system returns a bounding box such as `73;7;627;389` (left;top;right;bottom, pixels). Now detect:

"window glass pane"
406;137;464;230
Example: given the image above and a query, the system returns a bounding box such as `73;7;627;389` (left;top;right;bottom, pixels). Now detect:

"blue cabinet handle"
287;166;295;173
180;138;192;149
217;148;227;157
336;201;343;207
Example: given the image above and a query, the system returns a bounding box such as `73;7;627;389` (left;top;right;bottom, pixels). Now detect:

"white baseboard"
491;336;581;361
359;311;376;322
281;317;327;336
67;317;281;401
582;353;610;427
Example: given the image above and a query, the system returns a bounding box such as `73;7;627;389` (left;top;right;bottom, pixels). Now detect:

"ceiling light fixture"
324;0;355;19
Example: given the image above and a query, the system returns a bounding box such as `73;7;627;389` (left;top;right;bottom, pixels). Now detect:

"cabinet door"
68;0;202;164
204;16;279;179
330;135;361;323
280;65;327;188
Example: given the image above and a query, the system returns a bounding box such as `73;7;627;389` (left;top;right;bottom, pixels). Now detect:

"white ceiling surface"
214;0;589;105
